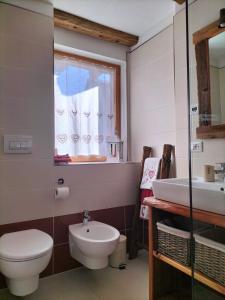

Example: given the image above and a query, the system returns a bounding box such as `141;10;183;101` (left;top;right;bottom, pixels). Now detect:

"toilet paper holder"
57;178;64;185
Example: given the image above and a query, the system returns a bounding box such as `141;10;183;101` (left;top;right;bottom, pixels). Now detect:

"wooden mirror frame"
193;20;225;139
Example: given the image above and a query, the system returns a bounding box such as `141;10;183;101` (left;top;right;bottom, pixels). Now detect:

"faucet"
215;163;225;182
83;210;90;225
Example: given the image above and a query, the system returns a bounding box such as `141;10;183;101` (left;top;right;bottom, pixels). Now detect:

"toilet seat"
0;229;53;262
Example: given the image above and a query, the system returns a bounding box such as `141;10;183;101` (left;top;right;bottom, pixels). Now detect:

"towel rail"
129;144;174;259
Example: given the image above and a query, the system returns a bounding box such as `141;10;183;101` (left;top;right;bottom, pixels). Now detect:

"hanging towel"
140;158;161;220
140;157;161;189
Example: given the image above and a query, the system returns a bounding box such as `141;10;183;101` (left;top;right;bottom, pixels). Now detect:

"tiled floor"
0;251;148;300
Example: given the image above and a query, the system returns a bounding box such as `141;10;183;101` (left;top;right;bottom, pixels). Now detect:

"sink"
152;178;225;215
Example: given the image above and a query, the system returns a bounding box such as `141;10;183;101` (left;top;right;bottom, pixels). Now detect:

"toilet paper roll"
55;187;70;199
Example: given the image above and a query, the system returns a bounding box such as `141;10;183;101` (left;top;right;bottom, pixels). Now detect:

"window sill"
54;161;138;166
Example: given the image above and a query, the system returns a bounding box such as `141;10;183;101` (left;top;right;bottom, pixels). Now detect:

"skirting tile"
0;274;6;289
124;205;135;229
0;217;53;237
54;243;81;274
54;213;82;245
90;206;125;231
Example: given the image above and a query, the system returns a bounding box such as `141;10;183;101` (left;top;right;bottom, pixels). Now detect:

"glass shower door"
186;0;225;299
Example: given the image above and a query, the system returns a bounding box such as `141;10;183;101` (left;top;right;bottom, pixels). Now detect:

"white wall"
175;0;225;177
0;2;140;225
2;0;53;16
0;2;55;224
128;25;176;164
129;0;225;179
54;27;128;61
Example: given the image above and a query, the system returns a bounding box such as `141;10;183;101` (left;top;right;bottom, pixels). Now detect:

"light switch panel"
191;141;203;153
4;135;32;154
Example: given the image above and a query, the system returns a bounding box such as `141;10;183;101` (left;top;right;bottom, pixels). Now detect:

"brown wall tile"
124;205;135;229
54;213;82;245
54;244;81;274
40;256;53;278
0;217;53;238
0;273;6;289
90;206;125;231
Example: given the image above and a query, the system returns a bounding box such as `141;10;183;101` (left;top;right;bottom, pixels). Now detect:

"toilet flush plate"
4;135;32;154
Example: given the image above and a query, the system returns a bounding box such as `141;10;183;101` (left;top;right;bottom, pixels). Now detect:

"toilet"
0;229;53;296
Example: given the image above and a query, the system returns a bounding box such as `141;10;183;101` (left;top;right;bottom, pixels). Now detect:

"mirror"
209;31;225;126
193;20;225;139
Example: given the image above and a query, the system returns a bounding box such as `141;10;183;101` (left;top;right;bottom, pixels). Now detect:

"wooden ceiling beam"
54;9;139;47
173;0;185;4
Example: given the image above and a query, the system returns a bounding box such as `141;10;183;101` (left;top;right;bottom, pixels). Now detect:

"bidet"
69;221;120;269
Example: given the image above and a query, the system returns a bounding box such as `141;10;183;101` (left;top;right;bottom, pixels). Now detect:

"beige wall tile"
175;0;225;177
0;159;54;190
54;179;139;217
0;188;54;225
0;3;53;45
129;25;176;163
0;3;140;225
54;27;127;61
176;158;189;178
54;163;140;188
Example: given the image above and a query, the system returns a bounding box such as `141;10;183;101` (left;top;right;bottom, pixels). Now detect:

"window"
54;50;121;163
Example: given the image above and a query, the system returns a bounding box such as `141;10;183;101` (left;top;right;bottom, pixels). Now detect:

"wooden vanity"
144;197;225;300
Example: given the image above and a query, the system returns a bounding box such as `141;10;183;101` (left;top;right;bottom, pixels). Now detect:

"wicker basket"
156;218;191;266
194;228;225;286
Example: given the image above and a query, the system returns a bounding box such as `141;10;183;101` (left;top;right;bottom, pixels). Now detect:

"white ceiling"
52;0;175;39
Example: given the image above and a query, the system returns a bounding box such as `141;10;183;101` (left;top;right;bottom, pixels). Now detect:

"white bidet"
69;221;120;269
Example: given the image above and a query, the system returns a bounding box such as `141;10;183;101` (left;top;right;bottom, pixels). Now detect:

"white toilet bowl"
0;229;53;296
69;221;120;269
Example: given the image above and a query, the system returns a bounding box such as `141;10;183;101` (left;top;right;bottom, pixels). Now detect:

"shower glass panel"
186;0;225;299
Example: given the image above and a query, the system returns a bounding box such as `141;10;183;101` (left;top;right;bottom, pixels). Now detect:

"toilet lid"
0;229;53;261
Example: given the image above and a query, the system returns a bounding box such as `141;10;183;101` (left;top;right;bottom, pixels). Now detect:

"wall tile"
90;206;125;231
0;35;52;71
0;96;54;134
129;25;176;163
0;3;53;45
54;213;82;245
0;188;54;225
0;128;54;160
124;205;135;229
54;163;140;189
0;66;53;102
41;257;53;278
0;159;54;190
175;129;189;159
54;173;139;217
0;274;6;289
0;217;53;238
54;244;81;274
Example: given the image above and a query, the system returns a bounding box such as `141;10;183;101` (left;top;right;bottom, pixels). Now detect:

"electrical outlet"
191;104;199;115
191;141;203;153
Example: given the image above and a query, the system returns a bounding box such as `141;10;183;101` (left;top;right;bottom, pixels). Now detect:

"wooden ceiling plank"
173;0;185;4
54;9;139;47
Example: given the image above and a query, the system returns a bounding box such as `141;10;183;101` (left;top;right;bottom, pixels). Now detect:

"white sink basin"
152;178;225;215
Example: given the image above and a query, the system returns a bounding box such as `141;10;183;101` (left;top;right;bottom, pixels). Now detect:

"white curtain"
54;56;116;156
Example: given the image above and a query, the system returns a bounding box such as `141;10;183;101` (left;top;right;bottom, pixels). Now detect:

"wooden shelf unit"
153;251;225;296
145;197;225;300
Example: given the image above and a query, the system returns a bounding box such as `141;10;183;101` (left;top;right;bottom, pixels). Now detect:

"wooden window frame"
54;50;121;163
